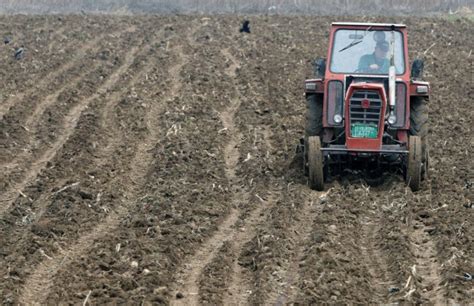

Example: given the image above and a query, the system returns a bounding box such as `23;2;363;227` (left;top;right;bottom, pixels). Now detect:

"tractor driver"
357;41;390;73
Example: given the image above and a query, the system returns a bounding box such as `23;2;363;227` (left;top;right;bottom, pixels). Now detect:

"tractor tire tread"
407;136;422;191
308;136;324;191
409;96;429;138
409;96;429;177
305;94;323;139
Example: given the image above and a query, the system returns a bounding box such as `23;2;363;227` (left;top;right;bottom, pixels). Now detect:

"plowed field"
0;15;472;305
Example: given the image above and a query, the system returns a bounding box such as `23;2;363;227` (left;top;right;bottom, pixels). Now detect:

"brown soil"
0;15;472;305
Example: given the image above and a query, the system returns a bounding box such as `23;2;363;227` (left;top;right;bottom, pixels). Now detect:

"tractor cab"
302;22;430;191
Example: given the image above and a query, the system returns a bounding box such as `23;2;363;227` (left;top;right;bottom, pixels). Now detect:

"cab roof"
332;22;406;28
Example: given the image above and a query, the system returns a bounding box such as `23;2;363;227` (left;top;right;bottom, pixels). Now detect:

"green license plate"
351;123;378;138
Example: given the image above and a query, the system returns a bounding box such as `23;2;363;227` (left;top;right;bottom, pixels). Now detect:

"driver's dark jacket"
358;52;389;73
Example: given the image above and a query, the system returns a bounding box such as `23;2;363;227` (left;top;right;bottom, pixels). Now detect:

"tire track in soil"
75;25;168;170
23;29;132;129
358;211;394;303
0;25;126;120
0;27;130;173
16;37;143;299
45;24;68;53
222;125;278;306
1;26;161;232
169;47;245;306
293;184;390;304
94;59;153;168
224;191;279;305
273;190;323;305
196;126;279;305
7;34;144;304
0;33;151;260
18;29;186;306
406;216;445;303
0;29;139;218
0;24;69;119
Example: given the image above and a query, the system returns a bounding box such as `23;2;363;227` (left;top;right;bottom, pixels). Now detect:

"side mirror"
313;58;326;79
411;59;424;80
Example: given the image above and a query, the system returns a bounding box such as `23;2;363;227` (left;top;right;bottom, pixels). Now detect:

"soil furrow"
222;125;278;306
294;184;381;304
0;30;151;251
0;22;70;118
0;18;121;120
24;30;132;129
1;32;118;174
172;207;241;305
95;27;169;166
274;190;322;305
41;20;230;304
0;30;140;218
222;192;278;305
406;215;446;303
242;183;309;305
225;21;310;305
199;126;279;305
18;36;162;306
359;213;394;302
219;85;241;178
1;23;162;235
170;46;244;306
26;22;182;305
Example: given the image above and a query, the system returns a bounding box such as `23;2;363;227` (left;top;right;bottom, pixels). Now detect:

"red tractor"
302;22;429;191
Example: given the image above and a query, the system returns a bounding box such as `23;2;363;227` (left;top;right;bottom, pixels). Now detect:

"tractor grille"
349;90;383;128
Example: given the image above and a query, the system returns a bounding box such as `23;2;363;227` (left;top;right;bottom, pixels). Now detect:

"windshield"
330;29;405;75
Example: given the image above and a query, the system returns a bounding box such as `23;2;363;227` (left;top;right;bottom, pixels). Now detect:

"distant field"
0;0;473;14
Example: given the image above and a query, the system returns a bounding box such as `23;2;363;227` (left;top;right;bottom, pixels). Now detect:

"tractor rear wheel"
410;96;429;179
407;136;422;191
308;136;324;191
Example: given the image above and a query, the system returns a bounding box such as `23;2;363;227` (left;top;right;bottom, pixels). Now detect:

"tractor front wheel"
407;136;422;191
308;136;324;191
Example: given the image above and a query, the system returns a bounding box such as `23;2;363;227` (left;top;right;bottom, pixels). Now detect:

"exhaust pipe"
388;25;396;125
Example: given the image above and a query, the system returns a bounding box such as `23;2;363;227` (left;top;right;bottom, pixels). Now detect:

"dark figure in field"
14;47;25;60
4;36;11;44
240;20;250;33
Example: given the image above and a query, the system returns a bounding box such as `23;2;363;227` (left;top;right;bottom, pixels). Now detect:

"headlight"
327;80;344;126
416;85;428;94
334;114;343;124
388;114;397;125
